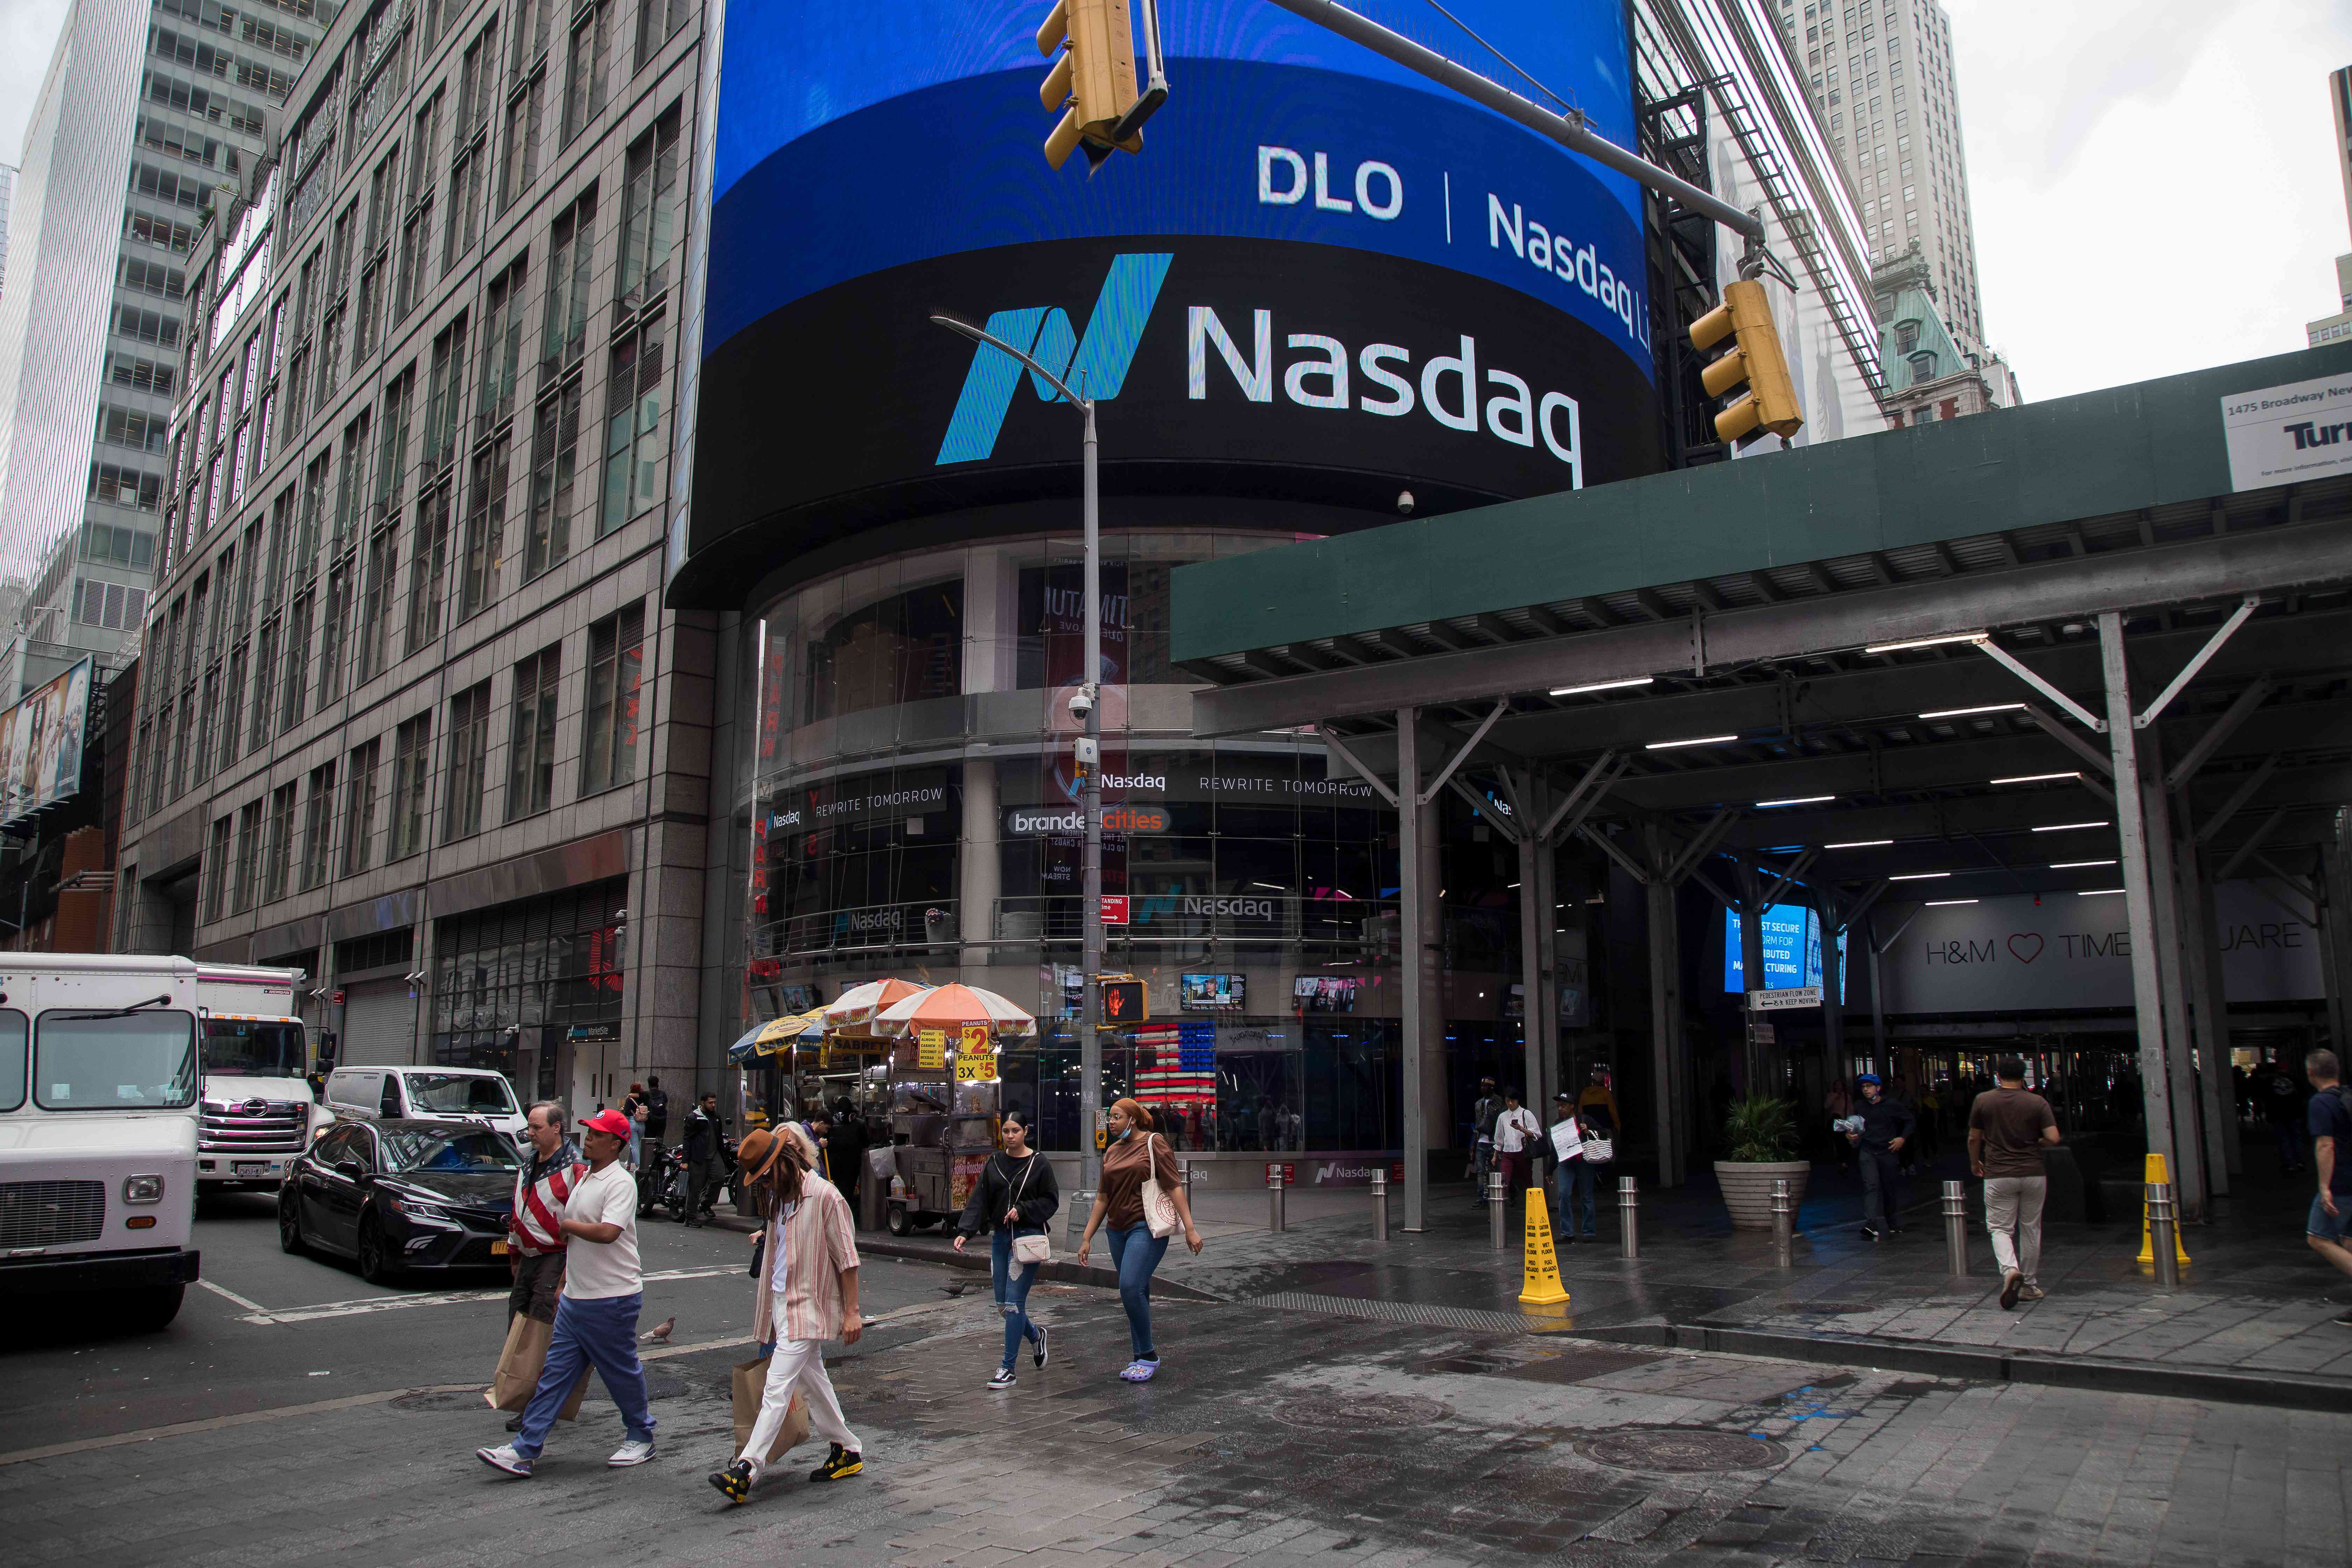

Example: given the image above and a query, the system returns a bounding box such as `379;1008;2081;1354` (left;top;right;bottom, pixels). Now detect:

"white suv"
322;1065;527;1144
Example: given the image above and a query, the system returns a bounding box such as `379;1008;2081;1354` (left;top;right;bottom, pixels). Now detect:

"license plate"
234;1161;270;1177
490;1240;508;1256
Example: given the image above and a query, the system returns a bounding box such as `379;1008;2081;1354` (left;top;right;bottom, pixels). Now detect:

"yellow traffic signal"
1037;0;1143;171
1689;279;1803;445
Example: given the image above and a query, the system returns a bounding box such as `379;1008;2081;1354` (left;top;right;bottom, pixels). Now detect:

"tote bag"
1141;1133;1180;1239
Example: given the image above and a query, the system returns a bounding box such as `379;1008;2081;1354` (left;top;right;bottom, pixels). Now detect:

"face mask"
1115;1126;1132;1141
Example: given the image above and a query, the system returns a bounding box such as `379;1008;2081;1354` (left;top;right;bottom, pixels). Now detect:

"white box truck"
0;953;203;1330
195;964;327;1189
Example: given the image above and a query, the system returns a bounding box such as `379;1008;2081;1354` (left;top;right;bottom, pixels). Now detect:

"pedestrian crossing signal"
1099;978;1146;1023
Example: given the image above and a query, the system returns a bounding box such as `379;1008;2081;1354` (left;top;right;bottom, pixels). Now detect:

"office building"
1872;241;2018;425
2308;66;2352;349
117;0;709;1100
0;164;18;299
1772;0;1991;358
0;0;328;706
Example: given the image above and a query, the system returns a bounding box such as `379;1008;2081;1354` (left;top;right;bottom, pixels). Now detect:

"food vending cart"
869;983;1035;1234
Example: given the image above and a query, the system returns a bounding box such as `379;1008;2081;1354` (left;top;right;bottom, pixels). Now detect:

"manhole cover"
1574;1427;1788;1472
1273;1392;1450;1430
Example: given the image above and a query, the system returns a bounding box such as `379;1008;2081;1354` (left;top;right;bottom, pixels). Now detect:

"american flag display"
1134;1022;1217;1104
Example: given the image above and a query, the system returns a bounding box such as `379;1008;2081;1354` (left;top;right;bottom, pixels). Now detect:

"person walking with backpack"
477;1109;657;1476
1075;1099;1203;1384
708;1126;867;1504
1967;1058;2059;1309
953;1110;1060;1388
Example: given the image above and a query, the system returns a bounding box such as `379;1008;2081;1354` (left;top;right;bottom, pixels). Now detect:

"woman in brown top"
1076;1098;1203;1381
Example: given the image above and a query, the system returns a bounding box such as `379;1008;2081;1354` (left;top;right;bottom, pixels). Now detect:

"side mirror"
336;1159;367;1183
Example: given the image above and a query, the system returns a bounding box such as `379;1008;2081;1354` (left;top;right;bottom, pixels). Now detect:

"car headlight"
123;1174;164;1204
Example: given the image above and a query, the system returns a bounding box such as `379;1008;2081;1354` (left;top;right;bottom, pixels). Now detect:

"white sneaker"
608;1438;657;1467
477;1444;533;1476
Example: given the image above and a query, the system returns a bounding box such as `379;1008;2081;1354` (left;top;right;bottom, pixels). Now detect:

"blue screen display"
709;0;1648;375
1723;904;1847;999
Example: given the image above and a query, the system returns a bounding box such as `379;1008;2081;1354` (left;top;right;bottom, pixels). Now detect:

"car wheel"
356;1215;400;1285
119;1284;185;1333
278;1192;308;1255
886;1204;912;1237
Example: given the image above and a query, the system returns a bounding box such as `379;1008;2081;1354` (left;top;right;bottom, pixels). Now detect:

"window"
373;368;413;525
341;739;381;876
447;22;498;269
220;644;248;775
89;467;165;515
205;815;234;921
633;0;689;69
388;715;432;860
299;760;336;889
422;315;467;475
505;645;560;821
541;193;596;374
357;524;398;683
394;91;441;324
499;44;548;211
459;435;511;618
250;620;277;752
617;108;681;316
580;602;643;794
443;681;492;841
354;145;401;360
561;0;614;145
280;591;313;729
597;320;665;534
478;260;526;428
408;482;452;652
318;562;351;702
74;580;150;630
263;781;298;901
332;410;370;548
233;799;263;913
524;381;580;579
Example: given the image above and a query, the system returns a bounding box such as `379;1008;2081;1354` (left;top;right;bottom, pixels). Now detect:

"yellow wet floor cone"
2135;1151;2191;1266
1519;1196;1571;1311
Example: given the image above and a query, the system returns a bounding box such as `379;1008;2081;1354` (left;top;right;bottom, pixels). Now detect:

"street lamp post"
931;315;1105;1201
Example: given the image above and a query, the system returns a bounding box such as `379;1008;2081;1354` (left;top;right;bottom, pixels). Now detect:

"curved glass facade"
735;525;1411;1158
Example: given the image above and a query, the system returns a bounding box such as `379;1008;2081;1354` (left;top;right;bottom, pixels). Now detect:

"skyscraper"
0;0;329;702
2307;66;2352;349
0;164;19;300
1772;0;1989;355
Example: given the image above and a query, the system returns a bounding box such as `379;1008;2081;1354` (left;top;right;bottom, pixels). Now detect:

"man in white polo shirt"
478;1107;656;1476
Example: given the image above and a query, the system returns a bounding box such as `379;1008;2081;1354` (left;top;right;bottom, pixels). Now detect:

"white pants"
740;1338;859;1468
1983;1175;2047;1285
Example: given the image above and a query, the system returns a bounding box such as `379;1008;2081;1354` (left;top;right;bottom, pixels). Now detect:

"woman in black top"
954;1111;1060;1389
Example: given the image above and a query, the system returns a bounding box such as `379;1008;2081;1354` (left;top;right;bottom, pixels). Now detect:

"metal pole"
1398;708;1426;1232
1618;1174;1640;1259
2100;612;2186;1218
1771;1177;1793;1268
1371;1167;1389;1242
1268;1164;1286;1232
2148;1182;2181;1292
1080;398;1104;1203
1262;0;1764;239
1942;1180;1968;1276
1488;1170;1508;1250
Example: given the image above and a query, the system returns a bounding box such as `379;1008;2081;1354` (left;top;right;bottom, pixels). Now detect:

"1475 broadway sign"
1882;886;2320;1012
2222;372;2352;491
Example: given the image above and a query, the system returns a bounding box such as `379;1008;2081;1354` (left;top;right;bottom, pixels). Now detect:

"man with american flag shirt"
509;1101;585;1327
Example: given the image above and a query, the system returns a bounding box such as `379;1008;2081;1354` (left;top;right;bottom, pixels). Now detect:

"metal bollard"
1370;1168;1390;1242
1771;1178;1794;1268
1942;1180;1969;1275
1268;1166;1287;1233
1618;1175;1640;1259
1068;1189;1094;1245
1489;1171;1509;1250
2147;1182;2181;1292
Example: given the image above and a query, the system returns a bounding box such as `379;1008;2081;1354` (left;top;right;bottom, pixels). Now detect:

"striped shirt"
751;1176;860;1345
509;1146;587;1255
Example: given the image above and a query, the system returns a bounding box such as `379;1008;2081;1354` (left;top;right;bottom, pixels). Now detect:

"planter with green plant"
1714;1094;1812;1230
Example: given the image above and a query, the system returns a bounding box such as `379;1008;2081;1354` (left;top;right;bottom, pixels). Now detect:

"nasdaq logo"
935;253;1173;464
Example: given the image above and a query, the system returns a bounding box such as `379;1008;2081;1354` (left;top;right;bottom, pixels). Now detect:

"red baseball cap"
579;1108;634;1140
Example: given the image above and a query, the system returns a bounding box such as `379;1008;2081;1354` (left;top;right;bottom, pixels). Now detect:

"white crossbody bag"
1007;1154;1052;1265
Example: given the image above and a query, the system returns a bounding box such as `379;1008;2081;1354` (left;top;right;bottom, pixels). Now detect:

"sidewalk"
729;1147;2352;1410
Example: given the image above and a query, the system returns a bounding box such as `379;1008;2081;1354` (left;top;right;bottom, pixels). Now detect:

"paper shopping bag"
731;1355;811;1463
485;1312;590;1420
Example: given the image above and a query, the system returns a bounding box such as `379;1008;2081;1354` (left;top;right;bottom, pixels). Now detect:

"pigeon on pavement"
639;1316;675;1344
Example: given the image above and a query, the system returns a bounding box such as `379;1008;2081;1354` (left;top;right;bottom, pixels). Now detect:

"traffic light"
1036;0;1143;171
1099;977;1147;1024
1689;279;1803;446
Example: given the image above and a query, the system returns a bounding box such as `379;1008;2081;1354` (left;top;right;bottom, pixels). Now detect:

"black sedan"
279;1118;519;1284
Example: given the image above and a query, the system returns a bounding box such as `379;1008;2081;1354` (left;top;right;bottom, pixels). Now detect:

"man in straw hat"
709;1124;867;1503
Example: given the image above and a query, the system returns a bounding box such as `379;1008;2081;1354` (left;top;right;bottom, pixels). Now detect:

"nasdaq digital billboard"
690;0;1657;597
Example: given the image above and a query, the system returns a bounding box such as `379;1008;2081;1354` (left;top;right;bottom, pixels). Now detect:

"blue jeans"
1553;1158;1597;1237
991;1227;1043;1369
1105;1223;1169;1363
513;1292;655;1458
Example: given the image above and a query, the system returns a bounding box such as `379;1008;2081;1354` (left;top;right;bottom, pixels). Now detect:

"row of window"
192;601;644;923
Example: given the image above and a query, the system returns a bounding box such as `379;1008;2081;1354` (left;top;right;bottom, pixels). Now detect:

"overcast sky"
0;0;2346;405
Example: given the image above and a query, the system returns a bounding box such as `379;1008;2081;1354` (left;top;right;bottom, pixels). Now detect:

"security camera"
1068;687;1094;722
1396;489;1415;515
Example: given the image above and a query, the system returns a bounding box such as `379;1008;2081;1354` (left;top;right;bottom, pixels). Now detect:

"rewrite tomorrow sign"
1880;884;2320;1012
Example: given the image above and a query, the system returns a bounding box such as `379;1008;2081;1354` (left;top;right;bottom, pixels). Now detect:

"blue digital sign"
707;0;1648;374
1724;904;1847;999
